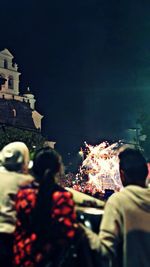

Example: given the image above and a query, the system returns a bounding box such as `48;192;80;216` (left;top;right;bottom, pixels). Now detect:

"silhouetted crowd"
0;141;149;267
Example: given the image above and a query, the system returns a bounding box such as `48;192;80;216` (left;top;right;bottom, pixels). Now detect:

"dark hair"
31;147;64;234
32;146;62;182
119;148;148;185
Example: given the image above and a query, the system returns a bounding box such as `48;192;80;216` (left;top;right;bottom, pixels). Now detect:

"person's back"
0;168;32;234
83;148;150;267
0;142;33;267
14;147;80;267
99;185;150;267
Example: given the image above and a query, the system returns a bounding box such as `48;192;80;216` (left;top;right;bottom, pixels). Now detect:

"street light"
128;127;140;148
127;125;146;149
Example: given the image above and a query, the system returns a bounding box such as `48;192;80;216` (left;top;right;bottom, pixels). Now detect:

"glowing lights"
76;141;123;194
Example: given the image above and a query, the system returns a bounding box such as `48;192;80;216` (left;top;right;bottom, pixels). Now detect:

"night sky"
1;0;150;161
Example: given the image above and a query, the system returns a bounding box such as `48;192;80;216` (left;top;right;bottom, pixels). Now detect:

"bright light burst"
77;141;123;193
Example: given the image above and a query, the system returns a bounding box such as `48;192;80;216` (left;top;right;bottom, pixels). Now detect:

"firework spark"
77;141;123;193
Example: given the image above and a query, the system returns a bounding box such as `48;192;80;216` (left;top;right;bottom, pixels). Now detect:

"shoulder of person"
17;173;34;186
105;190;125;208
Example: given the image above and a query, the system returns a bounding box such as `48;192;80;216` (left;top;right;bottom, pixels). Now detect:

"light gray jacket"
84;185;150;267
0;167;33;233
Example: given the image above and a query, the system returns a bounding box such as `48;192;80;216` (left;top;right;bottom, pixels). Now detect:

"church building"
0;48;43;131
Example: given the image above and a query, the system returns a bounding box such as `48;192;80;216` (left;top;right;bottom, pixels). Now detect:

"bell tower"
0;48;20;95
0;48;43;131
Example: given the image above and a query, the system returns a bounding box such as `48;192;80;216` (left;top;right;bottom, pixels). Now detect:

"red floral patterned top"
13;183;78;267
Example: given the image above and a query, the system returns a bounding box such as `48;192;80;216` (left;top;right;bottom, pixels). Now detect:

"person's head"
32;147;64;183
119;148;148;187
0;141;30;173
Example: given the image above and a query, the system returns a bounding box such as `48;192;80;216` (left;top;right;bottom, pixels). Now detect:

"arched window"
8;76;13;89
0;74;6;90
12;109;17;117
4;59;8;69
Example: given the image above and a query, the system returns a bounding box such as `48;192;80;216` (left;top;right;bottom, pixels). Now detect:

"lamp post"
127;126;146;150
127;127;141;149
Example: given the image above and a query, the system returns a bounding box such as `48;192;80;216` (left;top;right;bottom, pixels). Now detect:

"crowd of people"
0;141;149;267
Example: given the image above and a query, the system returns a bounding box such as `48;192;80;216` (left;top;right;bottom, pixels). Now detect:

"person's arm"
14;188;38;266
18;173;34;187
15;187;37;229
98;199;122;258
51;191;78;239
81;195;122;259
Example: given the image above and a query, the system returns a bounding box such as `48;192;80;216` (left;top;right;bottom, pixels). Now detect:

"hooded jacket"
84;185;150;267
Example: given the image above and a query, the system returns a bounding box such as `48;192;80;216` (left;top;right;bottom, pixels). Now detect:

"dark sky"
1;0;150;160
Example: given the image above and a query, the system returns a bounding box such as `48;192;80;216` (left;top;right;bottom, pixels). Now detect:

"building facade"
0;48;43;131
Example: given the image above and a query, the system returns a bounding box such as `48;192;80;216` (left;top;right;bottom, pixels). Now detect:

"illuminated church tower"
0;48;43;130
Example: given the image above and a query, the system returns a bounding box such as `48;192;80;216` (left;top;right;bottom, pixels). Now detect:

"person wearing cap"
0;142;33;267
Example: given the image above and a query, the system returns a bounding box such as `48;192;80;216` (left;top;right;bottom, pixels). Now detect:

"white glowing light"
77;141;123;192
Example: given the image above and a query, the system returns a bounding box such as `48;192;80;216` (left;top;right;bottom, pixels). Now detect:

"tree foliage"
0;126;46;155
137;112;150;159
